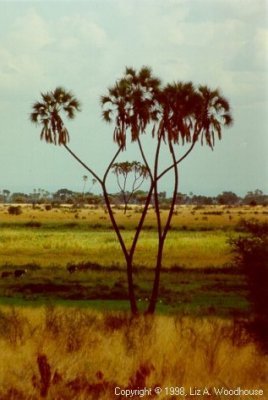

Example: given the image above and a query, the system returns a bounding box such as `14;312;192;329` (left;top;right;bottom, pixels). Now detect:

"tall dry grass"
0;306;267;399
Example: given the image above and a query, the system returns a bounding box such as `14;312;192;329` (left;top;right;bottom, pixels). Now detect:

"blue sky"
0;0;267;196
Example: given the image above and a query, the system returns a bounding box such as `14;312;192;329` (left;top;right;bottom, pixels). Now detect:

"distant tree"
82;175;88;199
176;193;189;204
217;191;239;205
3;189;10;203
111;161;149;213
10;192;29;203
191;194;214;205
243;190;268;206
53;188;75;203
88;178;97;194
31;69;232;314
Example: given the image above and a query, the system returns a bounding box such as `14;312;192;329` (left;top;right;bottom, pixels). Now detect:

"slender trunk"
126;257;138;314
64;144;138;314
147;143;179;314
146;241;165;314
102;195;138;314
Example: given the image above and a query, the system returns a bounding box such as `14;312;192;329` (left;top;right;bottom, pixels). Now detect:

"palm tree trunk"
147;143;179;314
146;241;164;314
126;257;138;314
64;144;138;314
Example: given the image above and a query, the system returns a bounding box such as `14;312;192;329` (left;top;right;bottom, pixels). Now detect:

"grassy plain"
0;204;267;399
0;203;267;268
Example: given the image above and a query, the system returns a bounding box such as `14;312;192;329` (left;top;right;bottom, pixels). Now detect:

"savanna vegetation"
0;65;267;398
29;67;234;313
1;204;267;399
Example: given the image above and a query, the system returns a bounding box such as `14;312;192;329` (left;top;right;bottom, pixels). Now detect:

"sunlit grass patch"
0;228;232;269
0;205;266;269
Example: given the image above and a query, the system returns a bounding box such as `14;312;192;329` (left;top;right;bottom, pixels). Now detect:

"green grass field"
0;204;266;315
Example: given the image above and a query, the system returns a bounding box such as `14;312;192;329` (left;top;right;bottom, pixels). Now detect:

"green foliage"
101;66;233;150
230;219;268;350
231;219;268;266
30;87;81;146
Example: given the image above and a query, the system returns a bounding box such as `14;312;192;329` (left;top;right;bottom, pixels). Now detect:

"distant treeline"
1;188;267;206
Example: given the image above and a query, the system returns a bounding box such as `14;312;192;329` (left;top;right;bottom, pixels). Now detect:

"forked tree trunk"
126;257;138;314
64;144;138;314
146;241;164;314
147;143;179;314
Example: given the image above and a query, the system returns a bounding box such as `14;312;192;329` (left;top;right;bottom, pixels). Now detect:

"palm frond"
31;87;81;145
30;112;39;123
222;113;233;126
102;109;113;123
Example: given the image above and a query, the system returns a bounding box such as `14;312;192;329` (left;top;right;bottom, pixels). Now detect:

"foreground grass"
0;306;267;399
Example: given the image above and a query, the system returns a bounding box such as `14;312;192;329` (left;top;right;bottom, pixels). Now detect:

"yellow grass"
1;204;266;269
0;204;267;228
0;306;267;399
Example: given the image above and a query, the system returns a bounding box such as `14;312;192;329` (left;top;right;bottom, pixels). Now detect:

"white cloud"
9;8;52;51
0;0;267;193
57;15;107;49
255;27;268;70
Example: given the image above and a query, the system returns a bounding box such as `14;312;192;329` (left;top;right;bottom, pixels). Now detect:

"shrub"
24;221;42;228
8;205;22;215
230;220;268;351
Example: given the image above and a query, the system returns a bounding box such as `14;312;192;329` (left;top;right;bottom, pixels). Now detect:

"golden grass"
1;204;266;269
0;204;267;228
0;306;267;399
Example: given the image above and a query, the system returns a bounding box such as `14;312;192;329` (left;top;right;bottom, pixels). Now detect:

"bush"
24;221;42;228
8;205;22;215
230;220;268;350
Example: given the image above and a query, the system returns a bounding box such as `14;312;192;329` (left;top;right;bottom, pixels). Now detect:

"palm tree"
31;68;233;315
111;161;149;213
100;67;162;312
30;87;81;146
82;175;88;198
147;82;233;313
101;66;161;149
197;86;233;148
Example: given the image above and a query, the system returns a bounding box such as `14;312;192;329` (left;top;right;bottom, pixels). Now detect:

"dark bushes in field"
230;220;268;351
24;221;42;228
8;205;22;215
66;261;103;273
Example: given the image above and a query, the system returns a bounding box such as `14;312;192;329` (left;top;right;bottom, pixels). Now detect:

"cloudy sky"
0;0;267;196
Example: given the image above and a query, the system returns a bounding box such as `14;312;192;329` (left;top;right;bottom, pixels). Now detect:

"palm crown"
101;66;233;150
101;66;161;149
30;87;81;145
196;86;233;148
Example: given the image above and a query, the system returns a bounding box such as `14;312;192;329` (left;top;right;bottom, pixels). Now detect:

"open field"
0;204;267;269
0;204;267;399
0;204;265;313
0;204;266;313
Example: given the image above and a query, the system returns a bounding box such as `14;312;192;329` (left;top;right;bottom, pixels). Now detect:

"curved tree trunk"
64;144;140;314
147;143;179;314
